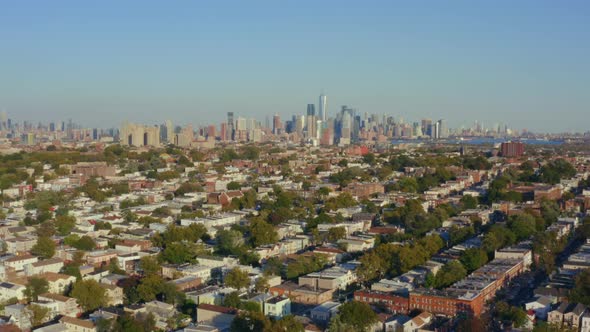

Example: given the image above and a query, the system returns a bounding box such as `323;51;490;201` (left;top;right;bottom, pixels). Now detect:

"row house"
344;182;385;198
269;282;335;305
0;282;26;302
38;293;80;317
298;265;358;291
547;222;572;240
312;247;346;264
196;256;239;269
24;257;64;276
407;255;527;317
116;252;142;272
5;236;36;254
40;272;77;294
317;220;370;236
4;254;38;271
103;284;125;306
276;222;304;239
60;316;97;332
180;213;242;228
179;265;214;282
337;234;375;252
86;250;119;266
206;191;244;206
171;275;202;291
354;290;410;314
548;302;587;331
254;236;310;262
534;185;562;201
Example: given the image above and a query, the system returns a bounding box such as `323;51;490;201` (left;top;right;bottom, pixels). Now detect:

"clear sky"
1;1;589;132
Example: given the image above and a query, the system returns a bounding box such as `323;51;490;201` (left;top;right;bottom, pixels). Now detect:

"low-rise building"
196;304;237;331
24;257;64;276
269;282;335;305
0;282;26;302
38;293;81;317
60;316;97;332
264;296;291;319
310;301;341;324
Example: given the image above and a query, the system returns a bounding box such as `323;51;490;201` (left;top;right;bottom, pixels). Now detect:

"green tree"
71;279;109;311
230;310;269;332
137;275;165;302
31;236;56;259
161;242;195;264
37;221;56;237
495;301;528;327
62;264;82;280
27;304;50;327
240;146;260;160
140;256;161;276
73;235;96;251
569;269;590;306
327;226;347;243
55;215;77;235
424;271;435;288
362;153;376;165
395;177;419;193
225;267;250;290
254;276;270;293
333;301;378;332
328;315;357;332
482;225;516;253
223;291;241;308
508;213;537;241
460;248;489;273
434;260;467;289
270;315;305;332
249;219;279;247
227;181;242;190
24;277;49;301
538;159;576;184
108;258;126;275
460;195;478;210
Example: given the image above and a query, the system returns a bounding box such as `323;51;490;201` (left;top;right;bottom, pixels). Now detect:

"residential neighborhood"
1;139;590;332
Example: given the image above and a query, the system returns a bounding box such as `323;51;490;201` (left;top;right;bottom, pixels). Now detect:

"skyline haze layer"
1;1;589;132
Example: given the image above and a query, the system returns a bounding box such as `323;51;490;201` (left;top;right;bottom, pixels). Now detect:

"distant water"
390;138;563;145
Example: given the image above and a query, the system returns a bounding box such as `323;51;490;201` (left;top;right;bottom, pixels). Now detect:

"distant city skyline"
1;1;589;132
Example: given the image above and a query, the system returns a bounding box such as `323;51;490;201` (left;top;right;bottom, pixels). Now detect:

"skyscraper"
227;112;235;141
0;111;7;131
273;114;282;135
319;94;327;122
165;120;173;143
307;104;316;117
421;119;432;137
437;119;448;138
120;123;160;147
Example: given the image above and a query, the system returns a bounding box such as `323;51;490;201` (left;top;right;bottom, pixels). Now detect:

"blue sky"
1;1;589;132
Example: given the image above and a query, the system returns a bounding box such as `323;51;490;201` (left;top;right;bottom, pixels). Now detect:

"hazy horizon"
1;1;589;132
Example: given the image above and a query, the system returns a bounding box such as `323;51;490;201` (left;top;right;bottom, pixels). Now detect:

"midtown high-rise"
319;94;327;122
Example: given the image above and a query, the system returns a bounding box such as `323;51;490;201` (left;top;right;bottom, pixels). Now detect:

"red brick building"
354;290;409;314
501;141;525;158
534;185;562;201
344;182;385;198
207;191;243;206
409;289;484;317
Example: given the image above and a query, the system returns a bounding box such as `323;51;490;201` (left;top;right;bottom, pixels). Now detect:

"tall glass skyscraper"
307;104;316;117
319;94;327;121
